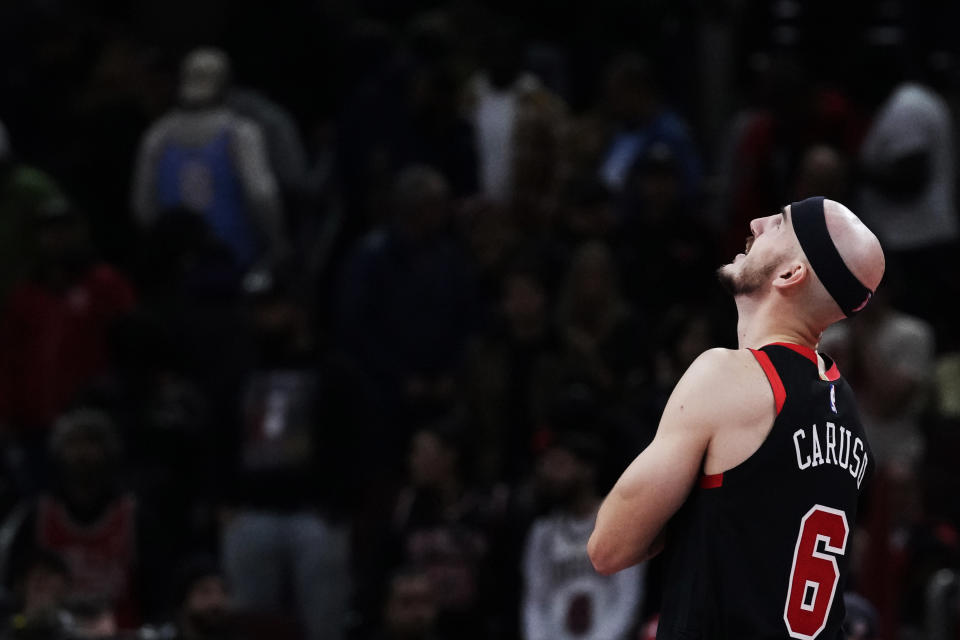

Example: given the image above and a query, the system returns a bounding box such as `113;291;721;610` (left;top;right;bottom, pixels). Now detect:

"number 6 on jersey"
783;505;849;639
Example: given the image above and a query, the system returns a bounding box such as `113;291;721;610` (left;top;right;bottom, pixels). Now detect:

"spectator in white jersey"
522;431;644;640
131;47;288;271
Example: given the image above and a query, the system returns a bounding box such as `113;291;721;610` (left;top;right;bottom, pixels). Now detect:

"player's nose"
749;214;776;237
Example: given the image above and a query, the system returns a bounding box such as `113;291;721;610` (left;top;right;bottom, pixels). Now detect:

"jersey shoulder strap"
747;347;786;416
749;342;844;413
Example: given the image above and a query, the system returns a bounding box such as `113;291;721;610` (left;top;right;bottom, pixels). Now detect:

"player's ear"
773;261;806;290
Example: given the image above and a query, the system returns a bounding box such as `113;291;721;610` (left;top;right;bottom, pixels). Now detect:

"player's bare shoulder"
664;347;777;440
688;348;782;474
679;347;771;406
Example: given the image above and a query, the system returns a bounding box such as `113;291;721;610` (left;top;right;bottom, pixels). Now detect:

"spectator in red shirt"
0;202;135;492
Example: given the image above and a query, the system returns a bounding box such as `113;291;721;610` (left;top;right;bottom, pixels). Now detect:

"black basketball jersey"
657;342;872;640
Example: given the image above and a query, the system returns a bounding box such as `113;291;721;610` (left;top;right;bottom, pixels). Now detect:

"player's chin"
718;259;739;274
716;263;739;294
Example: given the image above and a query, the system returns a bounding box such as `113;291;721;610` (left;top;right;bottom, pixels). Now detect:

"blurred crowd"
1;1;960;639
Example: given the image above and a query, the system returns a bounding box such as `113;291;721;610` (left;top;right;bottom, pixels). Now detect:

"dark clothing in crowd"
337;227;478;435
463;321;564;483
226;348;361;517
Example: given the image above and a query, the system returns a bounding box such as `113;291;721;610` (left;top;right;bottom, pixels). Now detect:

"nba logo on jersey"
829;384;838;414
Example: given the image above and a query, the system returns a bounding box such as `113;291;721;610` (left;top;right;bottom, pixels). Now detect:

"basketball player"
587;197;885;639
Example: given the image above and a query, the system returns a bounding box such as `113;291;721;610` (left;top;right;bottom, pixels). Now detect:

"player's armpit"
588;348;747;575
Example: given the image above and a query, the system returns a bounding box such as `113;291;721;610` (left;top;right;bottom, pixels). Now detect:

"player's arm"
587;348;750;575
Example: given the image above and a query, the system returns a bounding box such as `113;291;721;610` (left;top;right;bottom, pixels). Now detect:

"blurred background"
0;0;959;638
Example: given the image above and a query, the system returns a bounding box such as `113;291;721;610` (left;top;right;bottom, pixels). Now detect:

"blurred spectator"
455;198;520;310
792;144;851;203
596;53;701;201
465;21;525;203
334;21;408;235
131;48;288;271
615;142;718;314
720;53;865;256
465;25;566;204
226;89;309;213
927;352;960;529
855;460;960;640
858;69;957;252
858;79;959;328
0;204;135;492
113;210;246;555
2;551;71;639
220;272;352;640
556;242;649;405
399;60;478;199
0;410;163;629
54;33;162;266
336;17;476;245
377;419;509;640
636;615;658;640
820;285;935;470
934;353;960;422
134;208;241;300
64;596;117;639
336;166;477;436
522;431;644;640
373;567;441;640
557;179;615;248
844;592;879;640
0;120;67;305
163;555;230;640
297;119;344;303
461;260;563;483
558;116;609;207
16;552;70;621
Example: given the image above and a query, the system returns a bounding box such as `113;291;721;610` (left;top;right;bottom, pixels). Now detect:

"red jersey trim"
699;473;724;489
749;348;786;415
769;341;841;381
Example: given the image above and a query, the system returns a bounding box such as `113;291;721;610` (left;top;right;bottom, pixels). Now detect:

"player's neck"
734;296;820;351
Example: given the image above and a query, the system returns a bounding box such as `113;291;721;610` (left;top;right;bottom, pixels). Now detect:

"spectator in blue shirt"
597;53;701;202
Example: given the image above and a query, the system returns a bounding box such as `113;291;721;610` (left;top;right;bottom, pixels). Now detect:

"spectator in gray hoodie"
131;48;288;271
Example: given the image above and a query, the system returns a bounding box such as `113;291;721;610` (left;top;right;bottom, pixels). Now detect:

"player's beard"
717;254;778;297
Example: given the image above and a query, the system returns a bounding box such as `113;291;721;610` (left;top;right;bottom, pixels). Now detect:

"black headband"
790;197;873;317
